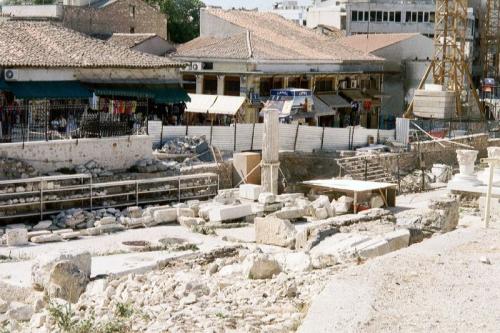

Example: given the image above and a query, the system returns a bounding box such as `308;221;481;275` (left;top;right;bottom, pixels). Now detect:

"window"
383;11;388;21
364;11;369;21
316;78;333;92
412;12;417;22
203;75;217;95
395;11;401;22
406;11;411;22
389;11;395;22
429;12;435;23
424;12;429;22
129;27;135;33
129;5;135;18
370;11;376;21
224;76;240;96
352;10;358;22
417;11;423;22
182;75;196;94
272;77;284;90
358;11;363;21
203;62;213;70
259;78;272;97
376;11;382;22
287;77;301;89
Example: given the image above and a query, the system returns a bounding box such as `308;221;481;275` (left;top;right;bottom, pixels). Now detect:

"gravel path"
299;224;500;332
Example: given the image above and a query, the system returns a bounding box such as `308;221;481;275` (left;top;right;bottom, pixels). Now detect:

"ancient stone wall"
410;134;490;168
62;0;167;39
181;161;233;189
280;152;341;192
0;136;152;173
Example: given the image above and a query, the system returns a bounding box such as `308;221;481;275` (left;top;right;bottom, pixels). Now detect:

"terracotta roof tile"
174;8;382;63
0;21;183;68
338;33;422;54
107;33;158;48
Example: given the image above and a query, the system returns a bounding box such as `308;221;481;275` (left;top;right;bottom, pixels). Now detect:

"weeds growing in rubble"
47;300;132;333
115;302;134;318
47;301;78;332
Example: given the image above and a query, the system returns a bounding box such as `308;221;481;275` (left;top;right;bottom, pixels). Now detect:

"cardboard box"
233;152;261;186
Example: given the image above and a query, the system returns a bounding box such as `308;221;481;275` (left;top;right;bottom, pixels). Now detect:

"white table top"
303;179;397;193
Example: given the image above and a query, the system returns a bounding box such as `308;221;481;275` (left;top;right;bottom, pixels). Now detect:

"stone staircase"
336;155;396;183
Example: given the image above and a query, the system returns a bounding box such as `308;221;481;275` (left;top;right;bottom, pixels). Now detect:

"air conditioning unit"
4;69;19;81
191;62;204;71
350;79;358;89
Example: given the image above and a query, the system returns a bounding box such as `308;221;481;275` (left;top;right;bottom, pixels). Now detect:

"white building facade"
267;1;308;26
306;0;349;30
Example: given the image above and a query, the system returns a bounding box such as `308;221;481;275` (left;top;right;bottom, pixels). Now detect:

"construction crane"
405;0;484;119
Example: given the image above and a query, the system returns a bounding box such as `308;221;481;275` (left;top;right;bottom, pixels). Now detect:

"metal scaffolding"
406;0;484;118
480;0;500;80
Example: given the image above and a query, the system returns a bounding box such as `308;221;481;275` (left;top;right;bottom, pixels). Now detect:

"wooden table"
303;179;397;213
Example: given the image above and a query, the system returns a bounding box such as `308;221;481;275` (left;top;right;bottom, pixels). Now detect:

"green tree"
150;0;205;44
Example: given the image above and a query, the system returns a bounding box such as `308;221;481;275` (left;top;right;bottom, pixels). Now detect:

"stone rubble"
396;195;460;242
20;247;339;333
255;216;297;248
159;136;208;156
75;160;113;178
0;157;38;180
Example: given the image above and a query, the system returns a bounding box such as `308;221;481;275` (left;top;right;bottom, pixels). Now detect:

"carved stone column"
261;109;280;194
448;149;481;188
195;75;203;94
479;147;500;186
217;75;225;96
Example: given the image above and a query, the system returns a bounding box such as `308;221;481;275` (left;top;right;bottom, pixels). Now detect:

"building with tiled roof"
339;33;434;120
173;8;388;127
0;21;180;70
338;33;425;55
0;20;184;84
107;33;175;56
177;8;380;63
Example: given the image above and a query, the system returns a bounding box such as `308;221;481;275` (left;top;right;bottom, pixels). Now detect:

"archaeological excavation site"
0;106;498;333
0;1;499;331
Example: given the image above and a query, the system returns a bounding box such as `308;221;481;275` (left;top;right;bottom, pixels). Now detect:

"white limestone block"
239;184;262;201
384;229;410;252
153;208;178;223
355;238;391;259
258;192;276;204
208;204;253;222
6;228;28;246
254;216;296;248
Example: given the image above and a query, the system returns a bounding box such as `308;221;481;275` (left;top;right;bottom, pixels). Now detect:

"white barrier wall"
0;135;152;172
149;122;395;153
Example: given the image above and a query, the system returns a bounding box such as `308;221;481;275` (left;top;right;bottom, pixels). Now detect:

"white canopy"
185;94;217;113
208;95;246;116
185;94;246;116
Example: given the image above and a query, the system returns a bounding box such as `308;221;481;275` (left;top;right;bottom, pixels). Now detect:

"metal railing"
0;103;146;144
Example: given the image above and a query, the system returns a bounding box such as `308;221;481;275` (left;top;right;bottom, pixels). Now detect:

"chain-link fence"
409;118;499;141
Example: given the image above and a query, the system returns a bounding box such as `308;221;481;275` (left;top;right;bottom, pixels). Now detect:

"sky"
202;0;311;10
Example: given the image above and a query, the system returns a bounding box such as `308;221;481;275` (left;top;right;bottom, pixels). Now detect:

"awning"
208;95;246;116
153;87;190;104
340;90;367;101
185;94;246;116
93;87;154;99
316;94;351;108
185;94;217;113
0;80;92;99
93;84;190;104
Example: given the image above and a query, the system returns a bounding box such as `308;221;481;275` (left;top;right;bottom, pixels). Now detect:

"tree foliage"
149;0;205;44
